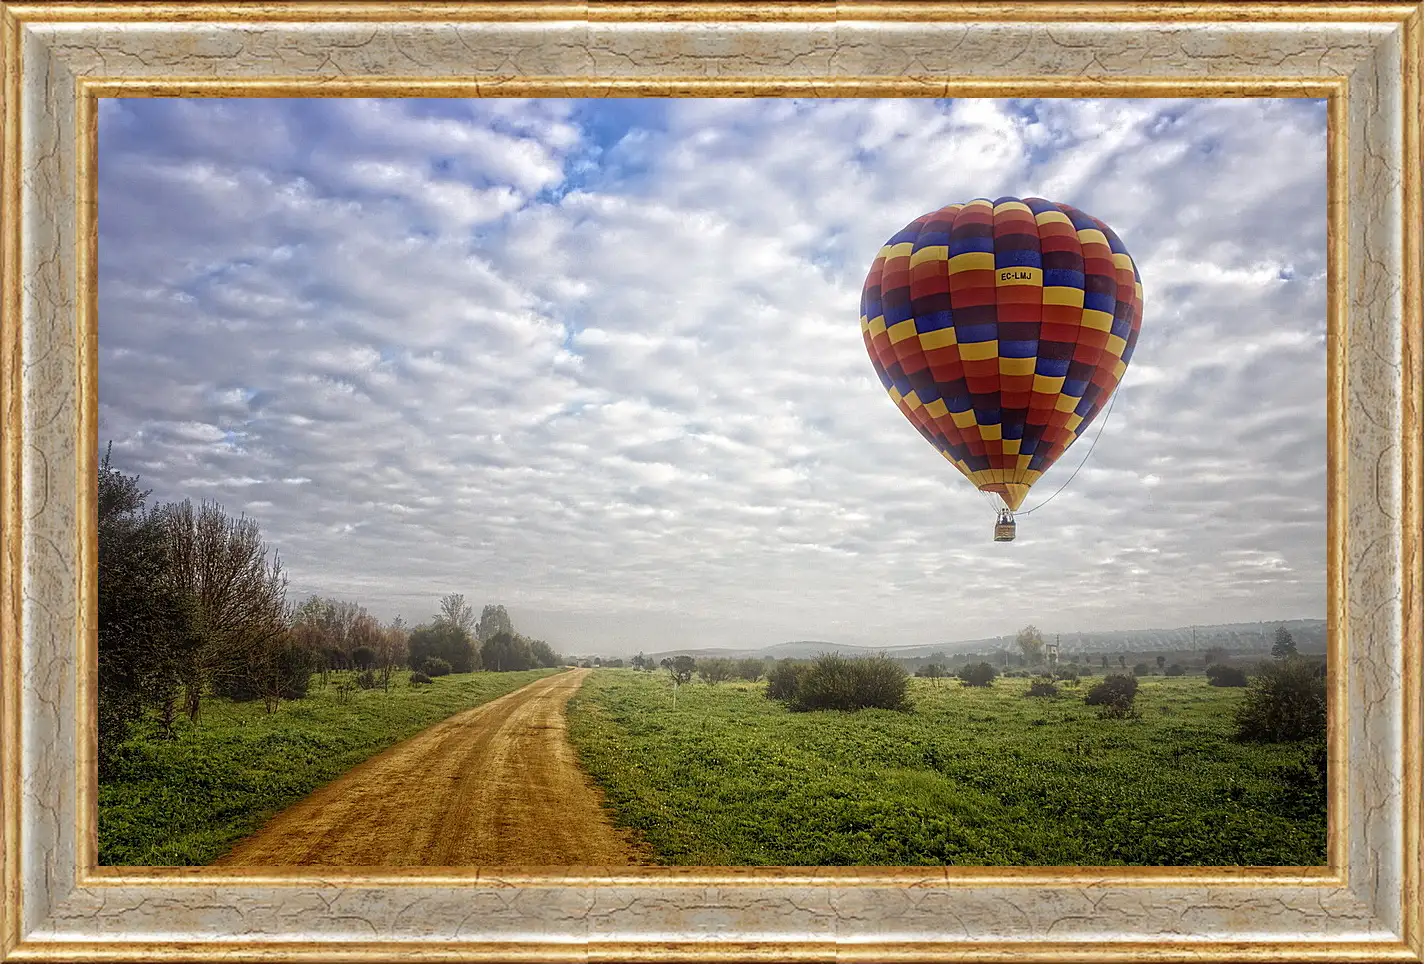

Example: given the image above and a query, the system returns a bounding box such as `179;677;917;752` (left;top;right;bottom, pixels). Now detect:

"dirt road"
216;669;648;866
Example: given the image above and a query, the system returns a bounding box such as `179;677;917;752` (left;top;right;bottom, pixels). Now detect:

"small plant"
1026;679;1059;698
333;677;356;705
356;670;377;690
957;661;998;688
1085;673;1139;719
423;657;452;678
1234;658;1327;742
1206;664;1249;687
409;671;433;686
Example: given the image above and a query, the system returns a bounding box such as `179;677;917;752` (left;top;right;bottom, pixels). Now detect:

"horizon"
98;97;1328;652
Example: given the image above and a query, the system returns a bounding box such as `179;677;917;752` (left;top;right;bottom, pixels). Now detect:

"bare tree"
159;499;289;722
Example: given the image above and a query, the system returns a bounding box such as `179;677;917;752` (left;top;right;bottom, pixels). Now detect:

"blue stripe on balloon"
1035;357;1071;377
948;234;995;256
954;322;997;343
994;247;1043;269
999;339;1038;358
1043;268;1084;288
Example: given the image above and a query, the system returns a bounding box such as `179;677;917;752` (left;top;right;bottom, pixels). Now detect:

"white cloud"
98;96;1327;653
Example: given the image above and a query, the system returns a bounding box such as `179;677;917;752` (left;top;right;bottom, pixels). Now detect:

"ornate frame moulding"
0;2;1419;962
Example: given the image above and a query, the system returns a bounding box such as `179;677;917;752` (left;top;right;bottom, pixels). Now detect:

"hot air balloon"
859;197;1143;542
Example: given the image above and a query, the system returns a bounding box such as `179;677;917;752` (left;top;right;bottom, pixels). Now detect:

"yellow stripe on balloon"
1002;438;1021;456
1081;309;1115;332
904;391;923;411
1034;210;1073;227
1113;359;1127;380
948;251;995;273
924;398;949;419
867;316;887;337
958;341;999;362
1055;394;1080;412
993;200;1033;216
918;327;957;351
1077;228;1109;248
1017;454;1033;472
888;318;919;344
999;356;1036;377
951;410;978;428
1106;334;1128;358
1113;252;1135;272
886;241;915;260
1042;286;1085;307
1065;413;1084;432
909;245;949;268
980;423;1003;441
1033;374;1066;394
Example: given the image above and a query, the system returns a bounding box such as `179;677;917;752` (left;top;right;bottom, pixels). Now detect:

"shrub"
734;658;766;682
765;660;807;702
1132;662;1151;677
423;657;452;678
409;671;433;686
1165;663;1186;677
697;658;736;685
1234;658;1327;742
1026;679;1059;698
1206;664;1249;687
1054;667;1079;682
356;669;377;690
1085;673;1139;719
785;654;911;713
957;662;998;687
352;646;376;671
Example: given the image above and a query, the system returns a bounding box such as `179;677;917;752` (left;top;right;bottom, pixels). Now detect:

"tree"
352;646;377;671
527;637;562;668
1118;654;1127;669
481;630;535;672
477;604;513;642
437;593;476;635
1271;626;1299;660
1235;658;1325;742
1155;655;1166;671
916;662;948;683
1100;654;1109;669
96;449;198;769
407;622;477;673
697;658;735;684
668;655;696;686
957;662;998;687
1016;625;1045;665
158;498;289;722
734;658;765;682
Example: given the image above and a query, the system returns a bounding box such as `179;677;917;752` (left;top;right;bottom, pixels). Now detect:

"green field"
99;668;559;866
566;670;1326;866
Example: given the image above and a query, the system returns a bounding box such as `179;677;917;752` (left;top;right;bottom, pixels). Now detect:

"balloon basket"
993;509;1017;542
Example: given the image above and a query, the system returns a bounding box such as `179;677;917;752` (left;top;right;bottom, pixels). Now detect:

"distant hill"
644;619;1328;663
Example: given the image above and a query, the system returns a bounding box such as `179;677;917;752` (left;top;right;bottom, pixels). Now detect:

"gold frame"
1;3;1420;961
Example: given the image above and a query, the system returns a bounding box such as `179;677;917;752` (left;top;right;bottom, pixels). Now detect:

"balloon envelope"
860;197;1144;511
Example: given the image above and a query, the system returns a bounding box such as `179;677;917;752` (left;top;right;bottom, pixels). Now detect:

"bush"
356;669;377;690
1165;663;1186;677
352;646;376;671
409;671;433;686
1026;679;1059;698
735;658;766;682
765;660;807;701
785;654;911;713
1054;667;1079;682
697;658;736;684
957;662;998;687
1132;662;1151;677
1085;673;1139;719
1234;658;1327;742
423;657;452;678
1206;664;1249;687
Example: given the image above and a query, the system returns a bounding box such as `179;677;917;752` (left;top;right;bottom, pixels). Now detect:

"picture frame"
1;2;1420;960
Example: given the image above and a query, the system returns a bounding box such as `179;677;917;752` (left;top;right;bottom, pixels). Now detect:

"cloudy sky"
97;97;1328;655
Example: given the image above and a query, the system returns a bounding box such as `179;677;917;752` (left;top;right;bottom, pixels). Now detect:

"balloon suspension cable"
1016;387;1122;517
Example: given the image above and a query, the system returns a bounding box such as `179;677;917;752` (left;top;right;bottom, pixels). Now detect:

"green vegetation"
567;671;1326;866
99;668;558;866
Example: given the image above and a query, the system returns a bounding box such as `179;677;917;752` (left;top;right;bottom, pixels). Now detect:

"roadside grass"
566;671;1326;866
99;668;561;866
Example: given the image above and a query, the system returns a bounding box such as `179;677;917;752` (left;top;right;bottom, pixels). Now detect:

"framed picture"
2;2;1419;961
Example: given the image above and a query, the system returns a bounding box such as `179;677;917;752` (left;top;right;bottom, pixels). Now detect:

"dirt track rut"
216;668;646;866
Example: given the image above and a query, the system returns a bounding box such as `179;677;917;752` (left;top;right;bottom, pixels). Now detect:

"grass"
566;670;1327;866
99;668;560;865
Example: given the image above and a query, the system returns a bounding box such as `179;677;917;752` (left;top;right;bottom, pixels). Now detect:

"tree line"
97;448;562;775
